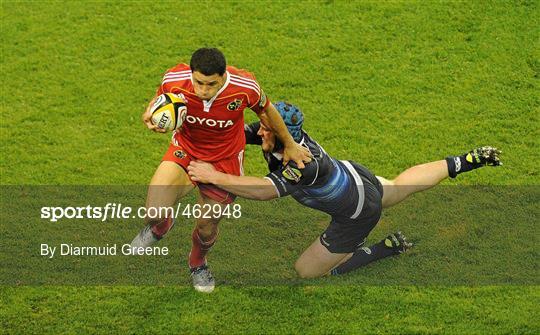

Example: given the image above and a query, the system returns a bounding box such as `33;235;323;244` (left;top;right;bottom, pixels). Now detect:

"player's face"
192;71;226;100
257;124;276;152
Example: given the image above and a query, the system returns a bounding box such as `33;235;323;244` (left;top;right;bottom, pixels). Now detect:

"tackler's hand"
187;160;218;183
283;142;312;169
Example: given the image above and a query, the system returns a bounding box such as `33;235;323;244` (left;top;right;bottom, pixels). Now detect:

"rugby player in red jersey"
130;48;311;292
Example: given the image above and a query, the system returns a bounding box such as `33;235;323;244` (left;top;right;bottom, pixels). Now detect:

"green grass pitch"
1;1;539;334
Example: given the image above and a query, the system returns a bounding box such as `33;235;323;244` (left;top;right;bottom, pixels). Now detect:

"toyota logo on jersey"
184;115;234;128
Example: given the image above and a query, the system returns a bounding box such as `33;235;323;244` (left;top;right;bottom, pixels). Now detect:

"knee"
294;263;310;279
196;217;218;229
294;261;319;279
195;218;218;238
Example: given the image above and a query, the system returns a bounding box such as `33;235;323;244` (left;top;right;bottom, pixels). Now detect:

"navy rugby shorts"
319;161;384;253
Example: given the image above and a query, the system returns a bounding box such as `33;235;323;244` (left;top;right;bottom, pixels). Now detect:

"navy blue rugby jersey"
244;122;368;219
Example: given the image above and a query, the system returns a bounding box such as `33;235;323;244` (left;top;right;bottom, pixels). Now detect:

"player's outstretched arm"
258;104;311;168
187;161;278;201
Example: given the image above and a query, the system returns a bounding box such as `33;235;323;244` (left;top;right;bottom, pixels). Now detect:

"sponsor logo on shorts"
174;150;186;158
361;247;372;255
227;98;243;111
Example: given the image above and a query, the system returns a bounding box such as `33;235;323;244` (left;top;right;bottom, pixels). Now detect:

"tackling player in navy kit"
187;102;502;278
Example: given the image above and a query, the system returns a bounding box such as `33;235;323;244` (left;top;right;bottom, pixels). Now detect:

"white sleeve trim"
264;176;281;197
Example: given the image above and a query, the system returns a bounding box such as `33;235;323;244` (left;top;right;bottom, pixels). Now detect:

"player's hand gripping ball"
150;93;188;131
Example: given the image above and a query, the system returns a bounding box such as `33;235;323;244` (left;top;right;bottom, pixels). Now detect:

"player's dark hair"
190;48;227;76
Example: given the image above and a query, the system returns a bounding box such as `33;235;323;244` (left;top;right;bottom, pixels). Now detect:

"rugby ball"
150;93;188;131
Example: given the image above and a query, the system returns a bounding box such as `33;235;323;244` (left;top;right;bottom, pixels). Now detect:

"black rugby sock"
445;154;480;178
331;238;400;275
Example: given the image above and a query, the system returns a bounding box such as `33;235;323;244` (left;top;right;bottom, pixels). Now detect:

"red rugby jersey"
156;63;270;162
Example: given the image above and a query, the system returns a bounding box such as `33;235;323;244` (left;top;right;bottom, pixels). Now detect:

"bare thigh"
376;176;398;209
146;161;194;223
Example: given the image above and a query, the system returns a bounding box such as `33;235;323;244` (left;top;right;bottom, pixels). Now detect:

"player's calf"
189;227;218;293
189;225;218;268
